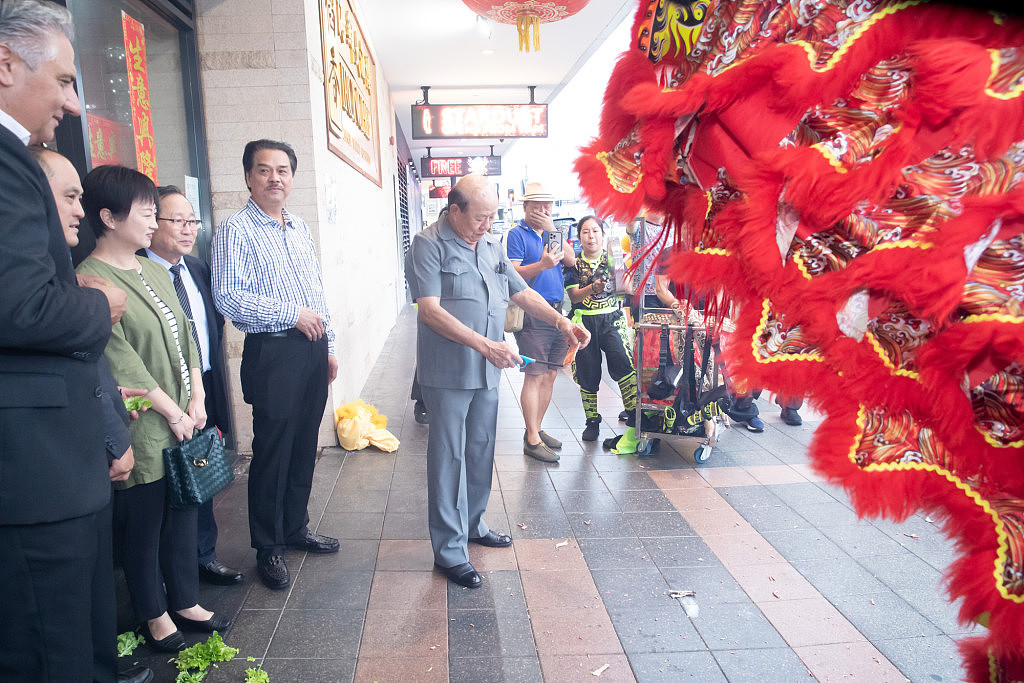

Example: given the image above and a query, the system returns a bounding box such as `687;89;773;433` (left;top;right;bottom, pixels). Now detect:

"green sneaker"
612;427;639;455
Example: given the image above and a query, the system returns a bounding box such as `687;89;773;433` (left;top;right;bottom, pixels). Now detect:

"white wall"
196;0;403;453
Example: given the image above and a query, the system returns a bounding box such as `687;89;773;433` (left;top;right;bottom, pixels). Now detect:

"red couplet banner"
121;10;158;183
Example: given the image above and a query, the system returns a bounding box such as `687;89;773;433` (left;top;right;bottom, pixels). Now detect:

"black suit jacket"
137;251;233;436
184;254;233;436
0;125;113;525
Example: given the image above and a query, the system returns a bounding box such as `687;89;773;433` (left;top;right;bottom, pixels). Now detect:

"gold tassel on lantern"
516;12;540;52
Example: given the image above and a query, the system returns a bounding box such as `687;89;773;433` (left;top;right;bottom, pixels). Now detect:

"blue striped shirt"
211;198;334;354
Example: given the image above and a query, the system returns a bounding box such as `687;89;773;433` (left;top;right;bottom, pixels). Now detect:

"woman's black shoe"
172;611;233;633
139;623;186;652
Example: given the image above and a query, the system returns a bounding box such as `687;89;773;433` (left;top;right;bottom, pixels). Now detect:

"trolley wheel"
693;444;712;464
637;439;653;456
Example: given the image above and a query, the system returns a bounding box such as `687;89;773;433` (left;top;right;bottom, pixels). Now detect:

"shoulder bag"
504;273;539;333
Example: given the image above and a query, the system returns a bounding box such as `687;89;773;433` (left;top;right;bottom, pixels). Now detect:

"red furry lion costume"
576;1;1024;679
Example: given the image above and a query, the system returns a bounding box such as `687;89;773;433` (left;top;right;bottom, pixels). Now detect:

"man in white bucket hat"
506;181;576;462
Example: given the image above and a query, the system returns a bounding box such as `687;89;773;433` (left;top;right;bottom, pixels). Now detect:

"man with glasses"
140;186;244;586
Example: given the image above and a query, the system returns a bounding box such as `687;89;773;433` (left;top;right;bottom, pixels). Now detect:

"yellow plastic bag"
337;415;370;450
335;400;399;452
367;428;399;452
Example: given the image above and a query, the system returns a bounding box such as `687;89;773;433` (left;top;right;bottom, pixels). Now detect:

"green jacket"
76;256;199;489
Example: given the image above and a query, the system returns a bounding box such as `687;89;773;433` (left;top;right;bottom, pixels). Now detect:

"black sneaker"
582;418;601;442
618;410;629;422
781;407;803;426
256;552;290;590
414;401;428;425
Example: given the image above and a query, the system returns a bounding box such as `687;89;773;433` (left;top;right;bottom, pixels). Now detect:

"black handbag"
162;426;234;509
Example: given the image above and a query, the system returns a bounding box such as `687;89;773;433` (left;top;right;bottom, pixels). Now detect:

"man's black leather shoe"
286;530;340;554
469;530;513;547
199;559;243;585
435;561;482;588
256;553;290;590
117;666;154;683
172;611;233;633
414;401;429;424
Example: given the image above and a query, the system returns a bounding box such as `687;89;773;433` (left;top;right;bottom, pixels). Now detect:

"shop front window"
68;0;190;187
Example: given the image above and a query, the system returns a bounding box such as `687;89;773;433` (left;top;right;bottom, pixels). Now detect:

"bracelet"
170;413;187;425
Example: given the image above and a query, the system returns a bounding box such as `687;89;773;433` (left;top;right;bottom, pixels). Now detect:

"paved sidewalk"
120;307;974;681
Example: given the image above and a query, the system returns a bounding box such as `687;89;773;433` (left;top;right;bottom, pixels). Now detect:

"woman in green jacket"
77;165;230;651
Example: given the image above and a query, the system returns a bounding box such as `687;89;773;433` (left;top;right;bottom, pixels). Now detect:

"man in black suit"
0;2;131;680
30;145;153;683
141;185;243;585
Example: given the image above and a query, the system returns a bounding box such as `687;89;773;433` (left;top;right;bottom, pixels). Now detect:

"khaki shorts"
514;307;567;375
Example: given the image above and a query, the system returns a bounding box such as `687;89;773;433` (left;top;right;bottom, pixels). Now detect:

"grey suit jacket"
406;213;527;390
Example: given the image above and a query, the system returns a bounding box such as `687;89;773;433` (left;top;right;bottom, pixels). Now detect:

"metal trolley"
632;306;729;462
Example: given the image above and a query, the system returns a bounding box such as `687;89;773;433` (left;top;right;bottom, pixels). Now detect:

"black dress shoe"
172;611;233;633
414;401;429;424
435;561;482;588
286;530;340;554
469;530;513;547
139;623;186;652
199;559;243;585
117;665;154;683
256;553;290;589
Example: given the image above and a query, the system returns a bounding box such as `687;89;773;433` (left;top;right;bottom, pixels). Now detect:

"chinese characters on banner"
121;10;157;183
86;113;123;167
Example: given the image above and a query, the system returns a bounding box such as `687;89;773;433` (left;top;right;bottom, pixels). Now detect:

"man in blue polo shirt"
506;181;576;462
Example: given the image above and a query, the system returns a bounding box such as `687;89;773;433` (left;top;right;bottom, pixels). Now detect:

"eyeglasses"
156;218;201;230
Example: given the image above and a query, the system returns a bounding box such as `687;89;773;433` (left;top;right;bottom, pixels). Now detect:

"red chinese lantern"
462;0;592;52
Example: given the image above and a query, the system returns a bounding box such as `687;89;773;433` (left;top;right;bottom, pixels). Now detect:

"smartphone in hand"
545;230;562;253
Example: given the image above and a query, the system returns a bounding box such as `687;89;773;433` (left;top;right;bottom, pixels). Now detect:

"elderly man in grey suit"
406;174;590;588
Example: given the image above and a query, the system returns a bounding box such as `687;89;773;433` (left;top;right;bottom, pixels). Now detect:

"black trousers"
114;479;199;622
197;371;220;564
0;503;116;682
196;499;218;565
241;332;328;554
571;309;634;393
410;371;422;402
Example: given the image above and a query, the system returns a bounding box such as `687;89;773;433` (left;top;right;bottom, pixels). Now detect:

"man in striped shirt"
211;139;339;590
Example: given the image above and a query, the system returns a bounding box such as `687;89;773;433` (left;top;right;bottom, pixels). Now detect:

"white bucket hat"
522;180;555;202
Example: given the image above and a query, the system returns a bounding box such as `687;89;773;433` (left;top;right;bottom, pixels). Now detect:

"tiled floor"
119;307;975;682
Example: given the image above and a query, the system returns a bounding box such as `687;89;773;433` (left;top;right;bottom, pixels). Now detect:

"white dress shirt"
0;108;31;145
144;249;212;373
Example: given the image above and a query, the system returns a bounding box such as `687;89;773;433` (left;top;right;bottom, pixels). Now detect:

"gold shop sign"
319;0;381;186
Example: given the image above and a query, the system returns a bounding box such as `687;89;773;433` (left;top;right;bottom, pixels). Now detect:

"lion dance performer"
576;1;1024;679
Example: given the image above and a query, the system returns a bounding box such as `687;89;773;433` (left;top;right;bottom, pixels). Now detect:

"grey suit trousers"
421;384;498;567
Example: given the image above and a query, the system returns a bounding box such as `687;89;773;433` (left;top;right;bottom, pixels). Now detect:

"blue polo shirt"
506;220;565;303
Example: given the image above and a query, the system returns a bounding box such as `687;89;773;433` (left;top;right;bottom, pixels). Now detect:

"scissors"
518;355;565;369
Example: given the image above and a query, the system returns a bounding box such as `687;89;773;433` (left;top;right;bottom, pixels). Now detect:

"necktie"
169;264;204;370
